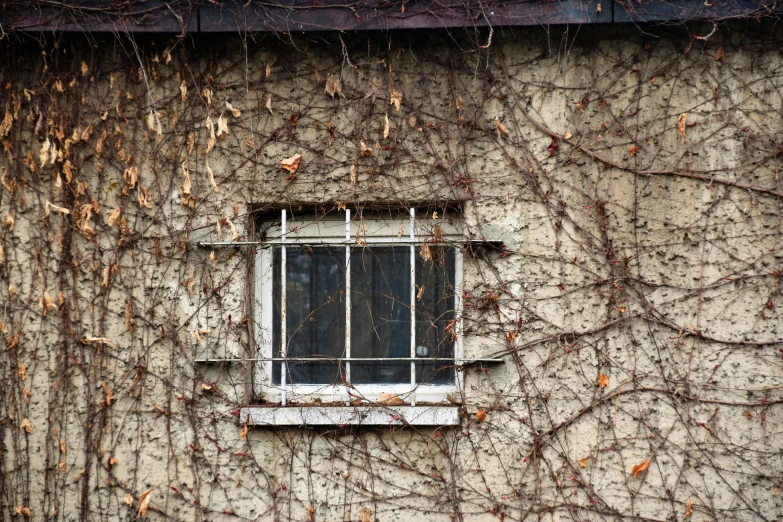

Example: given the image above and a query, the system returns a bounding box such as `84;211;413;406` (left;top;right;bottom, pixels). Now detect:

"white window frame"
253;208;464;406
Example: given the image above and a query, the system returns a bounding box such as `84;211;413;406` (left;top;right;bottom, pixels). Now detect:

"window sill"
240;405;460;426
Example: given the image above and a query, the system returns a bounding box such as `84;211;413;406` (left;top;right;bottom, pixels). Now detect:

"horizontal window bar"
195;357;504;363
197;240;503;248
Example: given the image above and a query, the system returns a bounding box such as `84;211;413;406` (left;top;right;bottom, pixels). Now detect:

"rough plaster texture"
0;22;782;522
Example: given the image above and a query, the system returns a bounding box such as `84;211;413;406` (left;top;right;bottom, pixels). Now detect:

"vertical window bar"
280;209;287;406
409;208;416;406
344;209;351;406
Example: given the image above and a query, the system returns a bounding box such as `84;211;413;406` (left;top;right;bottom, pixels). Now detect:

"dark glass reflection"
273;244;456;386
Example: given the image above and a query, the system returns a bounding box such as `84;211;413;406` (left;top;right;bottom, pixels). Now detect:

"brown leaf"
307;505;315;522
108;456;119;466
628;144;640;156
597;373;609;388
476;409;487;422
578;456;589;468
360;507;372;522
631;458;650;477
383;113;390;139
678;113;686;140
685;499;693;517
359;140;373;157
495;118;509;138
136;489;152;518
240;425;249;439
17;362;26;380
281;154;302;175
14;506;31;518
226;101;241;117
100;381;116;406
124;493;134;506
390;88;402;111
377;392;406;406
20;418;33;433
506;331;516;343
325;74;342;98
714;46;725;61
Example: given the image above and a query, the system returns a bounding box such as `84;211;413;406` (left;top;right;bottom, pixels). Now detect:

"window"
253;207;463;406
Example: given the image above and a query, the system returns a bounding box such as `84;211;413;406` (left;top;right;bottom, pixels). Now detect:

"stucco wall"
1;23;782;521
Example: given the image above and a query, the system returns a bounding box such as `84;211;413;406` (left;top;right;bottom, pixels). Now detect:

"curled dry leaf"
14;506;31;518
17;362;26;379
100;381;116;406
495;118;509;138
419;243;433;262
715;46;725;61
325;73;343;98
180;80;187;101
631;458;650;478
20;418;33;433
390;88;402;111
5;211;13;230
476;409;487;422
383;113;390;139
136;489;153;518
350;165;357;185
226;101;241;117
578;456;590;468
678;113;687;140
45;201;70;217
240;425;249;439
281;154;302;176
81;336;117;347
360;507;372;522
216;114;229;138
124;493;134;506
266;95;273;114
377;392;406;406
205;157;220;193
359;139;373;156
40;291;57;315
597;373;609;388
307;505;315;522
685;499;693;517
629;144;640;156
107;207;121;227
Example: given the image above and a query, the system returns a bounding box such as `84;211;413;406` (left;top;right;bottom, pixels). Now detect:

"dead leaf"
226;101;241;117
216;114;229;138
281;154;302;176
307;505;315;522
17;362;26;379
597;373;609;388
678;113;686;140
564;130;572;139
40;291;57;315
506;331;516;343
265;95;273;114
419;243;432;262
180;80;187;101
136;489;152;518
206;157;220;193
383;113;390;139
108;456;119;466
100;381;116;406
201;383;214;391
124;493;134;506
81;336;116;347
417;285;425;300
45;201;70;217
714;46;725;61
578;456;589;468
377;392;406;406
266;63;271;78
350;165;357;185
685;499;693;517
14;506;31;518
631;458;650;477
629;144;640;156
390;88;402;111
360;507;372;522
359;140;373;156
476;409;487;422
20;418;33;433
5;211;13;230
240;425;249;439
325;74;342;98
495;118;509;138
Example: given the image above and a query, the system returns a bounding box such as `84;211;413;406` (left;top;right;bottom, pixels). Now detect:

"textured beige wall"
1;23;782;521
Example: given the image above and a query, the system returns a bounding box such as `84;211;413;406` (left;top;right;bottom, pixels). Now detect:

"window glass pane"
273;247;345;385
416;246;456;384
350;247;410;384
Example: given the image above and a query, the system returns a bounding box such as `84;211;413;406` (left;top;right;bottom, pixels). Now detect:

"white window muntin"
253;208;464;405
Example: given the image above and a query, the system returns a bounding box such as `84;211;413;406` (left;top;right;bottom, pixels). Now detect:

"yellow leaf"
597;373;609;388
578;456;589;468
631;458;650;478
136;489;152;518
476;409;487;422
240;425;249;439
281;154;302;175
